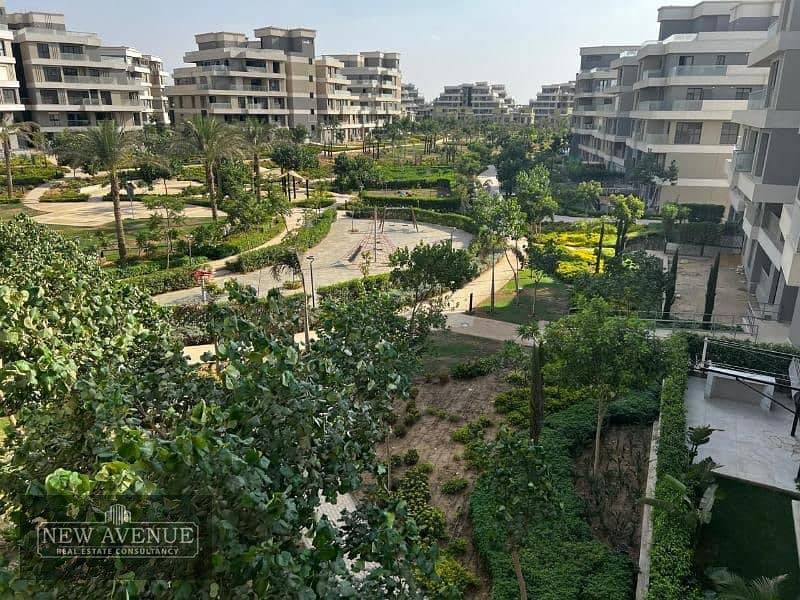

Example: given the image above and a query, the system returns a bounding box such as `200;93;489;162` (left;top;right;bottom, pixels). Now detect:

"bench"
704;362;776;412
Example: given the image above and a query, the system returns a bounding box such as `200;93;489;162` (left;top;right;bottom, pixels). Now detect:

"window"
309;92;314;98
308;75;313;82
686;87;704;100
37;43;50;59
678;55;695;66
735;87;752;100
43;67;61;82
2;89;15;104
272;62;280;73
47;112;60;126
39;89;60;104
63;67;78;77
269;79;280;92
720;122;740;145
59;44;83;56
675;122;702;144
716;55;726;66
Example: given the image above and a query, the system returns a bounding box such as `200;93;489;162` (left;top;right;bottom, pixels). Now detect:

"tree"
332;154;380;191
709;569;787;600
176;115;240;221
610;194;645;255
472;190;527;310
663;249;679;320
514;165;558;236
271;141;319;173
79;120;138;260
577;250;666;314
527;239;564;277
0;120;38;201
239;118;275;202
52;130;86;175
142;195;186;268
575;180;603;214
519;324;545;444
544;298;659;475
270;248;311;346
26;127;52;166
389;241;477;336
703;253;720;330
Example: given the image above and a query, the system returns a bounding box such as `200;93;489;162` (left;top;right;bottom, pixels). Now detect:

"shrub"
38;192;89;202
292;198;335;209
425;555;480;597
0;166;64;186
394;423;407;438
403;449;420;466
362;193;461;213
396;465;446;541
229;208;336;272
440;477;469;495
317;274;391;304
119;260;209;295
390;454;403;468
451;356;497;380
494;388;528;415
451;418;492;444
178;165;206;183
447;537;468;556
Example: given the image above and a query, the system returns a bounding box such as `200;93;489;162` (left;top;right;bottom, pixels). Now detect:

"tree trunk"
511;547;528;600
504;249;520;304
206;161;218;221
300;265;311;348
530;341;544;444
4;139;12;201
254;151;262;202
110;169;127;260
593;399;607;476
595;221;605;273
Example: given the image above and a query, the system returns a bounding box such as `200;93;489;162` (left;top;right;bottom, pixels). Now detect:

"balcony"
669;65;727;77
733;151;755;173
747;88;768;110
636;99;703;111
63;75;133;86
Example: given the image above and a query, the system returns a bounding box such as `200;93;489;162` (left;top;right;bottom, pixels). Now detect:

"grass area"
696;477;800;597
0;203;41;220
422;331;505;372
475;270;571;325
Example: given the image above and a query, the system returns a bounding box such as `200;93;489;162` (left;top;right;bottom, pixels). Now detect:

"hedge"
685;333;798;381
471;389;660;599
646;334;698;600
191;220;284;260
0;167;64;187
292;198;336;209
682;204;725;224
316;273;391;303
361;193;462;213
228;208;337;273
119;259;210;296
38;191;89;202
666;222;740;245
349;207;478;235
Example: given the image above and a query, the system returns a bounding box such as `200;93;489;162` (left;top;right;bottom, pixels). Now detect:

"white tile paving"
685;376;800;493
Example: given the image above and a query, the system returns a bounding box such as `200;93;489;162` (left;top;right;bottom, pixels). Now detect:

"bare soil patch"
380;373;510;599
573;425;652;562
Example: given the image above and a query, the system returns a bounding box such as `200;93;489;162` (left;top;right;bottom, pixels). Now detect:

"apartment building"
531;81;575;123
329;51;402;133
729;0;800;342
314;55;361;142
401;82;425;120
0;23;23;125
99;47;170;125
431;81;522;121
166;27;317;132
6;9;152;133
571;46;640;168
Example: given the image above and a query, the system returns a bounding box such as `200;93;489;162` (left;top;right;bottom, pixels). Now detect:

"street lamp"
307;255;316;309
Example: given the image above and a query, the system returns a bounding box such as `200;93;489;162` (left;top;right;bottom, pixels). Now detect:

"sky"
7;0;668;103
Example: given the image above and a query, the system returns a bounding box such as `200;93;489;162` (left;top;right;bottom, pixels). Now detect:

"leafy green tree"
527;239;564;277
332;153;381;191
217;157;252;200
610;193;645;255
271;141;319;173
544;298;659;475
389;241;477;335
515;164;558;236
52;129;86;175
141;195;186;268
575;180;603;214
703;253;721;330
79;120;138;259
175;115;240;221
576;250;666;314
239;118;276;202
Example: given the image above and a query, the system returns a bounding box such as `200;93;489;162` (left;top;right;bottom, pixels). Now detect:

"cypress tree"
703;253;721;330
662;249;679;320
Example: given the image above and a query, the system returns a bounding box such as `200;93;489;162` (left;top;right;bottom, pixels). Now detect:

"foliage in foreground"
0;216;453;597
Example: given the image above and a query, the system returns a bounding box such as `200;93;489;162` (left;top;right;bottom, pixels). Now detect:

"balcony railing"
747;88;768;110
636;99;703;111
669;65;727;77
734;150;755;172
640;69;664;80
642;133;671;144
63;75;132;85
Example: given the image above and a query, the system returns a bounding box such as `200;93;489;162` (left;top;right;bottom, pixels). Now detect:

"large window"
59;44;83;56
675;122;702;144
686;87;704;100
720;122;740;145
39;89;60;104
735;87;752;100
37;43;50;59
678;55;695;66
43;67;61;82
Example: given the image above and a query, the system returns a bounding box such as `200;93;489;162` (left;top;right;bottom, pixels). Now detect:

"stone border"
636;417;661;600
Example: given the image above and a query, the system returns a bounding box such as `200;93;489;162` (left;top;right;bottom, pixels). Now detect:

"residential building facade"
314;55;361;142
99;47;170;125
166;27;317;132
729;0;800;343
329;51;402;133
530;81;575;123
401;82;425;120
430;81;526;122
6;9;154;133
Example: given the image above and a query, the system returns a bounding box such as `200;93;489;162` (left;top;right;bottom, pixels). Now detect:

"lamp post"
307;255;316;309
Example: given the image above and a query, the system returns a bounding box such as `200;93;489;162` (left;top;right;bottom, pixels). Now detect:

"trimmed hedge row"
1;167;64;187
119;259;210;296
192;220;284;260
361;193;462;213
472;390;660;599
39;192;89;203
685;333;798;383
292;198;336;209
316;273;391;303
646;334;697;600
350;207;478;235
228;208;337;273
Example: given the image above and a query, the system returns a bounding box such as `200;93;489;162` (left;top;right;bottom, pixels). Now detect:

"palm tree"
27;128;52;166
709;568;787;600
79;120;138;260
176;115;239;221
0;120;39;201
239;118;275;203
270;249;310;346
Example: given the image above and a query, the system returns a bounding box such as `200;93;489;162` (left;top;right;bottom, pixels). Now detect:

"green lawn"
475;271;571;325
696;477;800;598
423;331;504;372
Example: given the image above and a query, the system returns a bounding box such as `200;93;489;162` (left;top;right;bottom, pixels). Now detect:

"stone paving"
686;375;800;492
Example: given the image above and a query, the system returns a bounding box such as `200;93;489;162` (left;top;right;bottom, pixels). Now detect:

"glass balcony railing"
670;65;727;77
640;69;664;80
636;100;703;111
734;150;755;172
747;88;768;110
